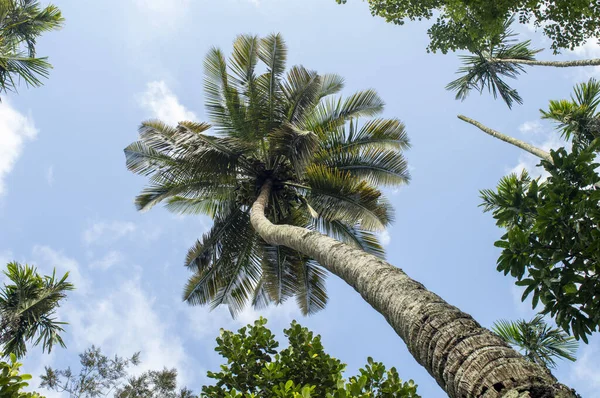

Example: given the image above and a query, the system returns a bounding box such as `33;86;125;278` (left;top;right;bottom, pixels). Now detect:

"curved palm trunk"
494;58;600;67
251;181;575;398
458;115;553;163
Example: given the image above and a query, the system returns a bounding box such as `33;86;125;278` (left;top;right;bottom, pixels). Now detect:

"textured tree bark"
458;115;553;163
493;58;600;67
251;181;577;398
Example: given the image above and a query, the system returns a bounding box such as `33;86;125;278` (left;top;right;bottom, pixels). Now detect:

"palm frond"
313;218;385;258
305;164;393;231
302;89;385;135
294;260;327;315
269;123;319;176
282;65;321;123
316;147;410;186
446;17;541;108
317;73;344;99
229;34;259;89
261;245;301;304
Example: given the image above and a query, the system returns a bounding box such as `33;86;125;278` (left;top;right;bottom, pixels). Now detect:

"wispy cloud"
83;220;137;246
32;245;88;293
46;166;54;187
0;100;38;195
89;250;123;270
137;81;197;126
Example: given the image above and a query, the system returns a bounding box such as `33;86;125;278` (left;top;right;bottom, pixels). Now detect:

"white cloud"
518;120;543;135
137;81;197;125
89;250;123;270
379;230;391;247
32;245;88;293
509;129;563;179
570;342;600;396
0;100;38;195
132;0;191;27
83;220;136;245
569;38;600;79
65;277;192;379
46;166;54;187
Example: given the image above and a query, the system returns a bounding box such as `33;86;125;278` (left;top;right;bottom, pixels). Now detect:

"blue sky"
1;0;600;396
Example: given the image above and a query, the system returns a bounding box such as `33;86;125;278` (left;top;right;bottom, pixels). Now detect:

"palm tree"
0;262;74;359
447;17;600;108
125;34;574;397
493;315;578;370
0;0;64;95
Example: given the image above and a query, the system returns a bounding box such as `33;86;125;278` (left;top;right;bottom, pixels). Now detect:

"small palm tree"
126;34;572;397
0;0;64;95
0;262;74;359
493;315;578;370
541;78;600;151
447;17;600;108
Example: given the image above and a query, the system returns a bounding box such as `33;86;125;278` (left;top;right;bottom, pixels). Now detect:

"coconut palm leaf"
313;218;385;258
541;78;600;149
0;262;74;359
0;0;63;94
492;315;578;369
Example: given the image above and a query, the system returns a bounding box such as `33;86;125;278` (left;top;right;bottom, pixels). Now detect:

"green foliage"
446;17;541;108
335;0;600;54
0;0;64;95
41;345;195;398
0;353;44;398
201;317;419;397
492;315;578;369
0;262;74;359
125;34;410;317
481;81;600;341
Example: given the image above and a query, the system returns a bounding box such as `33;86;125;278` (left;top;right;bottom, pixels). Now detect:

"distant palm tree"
493;315;578;370
541;78;600;151
126;34;571;397
0;0;64;95
0;262;74;358
447;17;600;108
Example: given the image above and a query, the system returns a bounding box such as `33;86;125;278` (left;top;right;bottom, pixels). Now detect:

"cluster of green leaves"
0;262;74;359
201;317;419;398
481;80;600;341
125;34;410;317
0;0;63;95
41;345;194;398
335;0;600;53
492;315;578;369
0;353;43;398
115;368;196;398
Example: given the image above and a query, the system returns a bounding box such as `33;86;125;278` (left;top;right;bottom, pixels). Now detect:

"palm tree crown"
0;262;74;359
492;315;578;369
446;17;541;109
125;34;410;317
0;0;64;95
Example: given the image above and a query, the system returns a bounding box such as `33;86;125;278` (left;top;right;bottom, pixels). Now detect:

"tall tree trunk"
458;115;553;163
493;58;600;67
251;180;576;398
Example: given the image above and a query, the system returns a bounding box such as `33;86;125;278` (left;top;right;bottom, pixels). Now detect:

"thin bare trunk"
458;115;553;163
494;58;600;67
250;181;575;398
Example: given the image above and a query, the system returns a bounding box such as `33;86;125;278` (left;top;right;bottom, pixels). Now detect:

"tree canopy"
481;79;600;341
0;0;63;95
0;353;43;398
40;346;194;398
202;317;420;397
125;33;410;317
0;262;74;359
335;0;600;54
